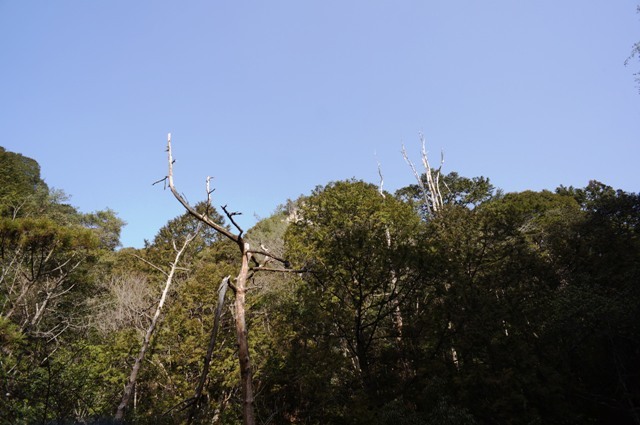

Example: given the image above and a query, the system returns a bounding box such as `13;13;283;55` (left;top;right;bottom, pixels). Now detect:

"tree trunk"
235;244;255;425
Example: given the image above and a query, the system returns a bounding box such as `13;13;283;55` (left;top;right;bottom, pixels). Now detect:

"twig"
131;254;169;277
250;266;306;274
221;204;244;237
152;176;168;187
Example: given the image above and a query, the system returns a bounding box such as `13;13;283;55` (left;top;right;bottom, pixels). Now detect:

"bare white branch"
402;133;446;215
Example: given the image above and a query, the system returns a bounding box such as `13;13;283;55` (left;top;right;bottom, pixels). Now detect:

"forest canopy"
1;145;639;424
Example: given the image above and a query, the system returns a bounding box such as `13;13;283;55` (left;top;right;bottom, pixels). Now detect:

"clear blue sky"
1;1;639;248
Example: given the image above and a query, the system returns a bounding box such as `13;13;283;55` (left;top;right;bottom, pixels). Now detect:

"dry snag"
162;133;296;425
187;276;230;423
401;133;446;215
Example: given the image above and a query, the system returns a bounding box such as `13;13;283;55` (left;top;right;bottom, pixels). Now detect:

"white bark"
115;228;199;421
402;133;446;215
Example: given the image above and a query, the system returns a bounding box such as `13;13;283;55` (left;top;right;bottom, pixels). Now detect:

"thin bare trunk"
115;230;198;421
188;276;230;424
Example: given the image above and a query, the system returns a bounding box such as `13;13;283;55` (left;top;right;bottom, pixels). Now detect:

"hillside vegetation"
1;146;639;424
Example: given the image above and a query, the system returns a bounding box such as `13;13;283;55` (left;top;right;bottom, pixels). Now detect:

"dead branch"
130;253;169;277
167;134;238;243
401;144;430;212
249;266;305;273
221;204;244;236
377;159;386;199
246;249;288;264
205;176;215;216
152;176;168;188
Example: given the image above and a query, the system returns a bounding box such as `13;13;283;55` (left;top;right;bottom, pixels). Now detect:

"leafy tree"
83;208;126;251
150;201;225;254
281;180;422;421
389;190;585;424
0;217;99;332
407;184;640;424
98;207;242;423
0;147;126;422
547;182;640;423
0;147;48;217
0;216;104;422
3;141;638;424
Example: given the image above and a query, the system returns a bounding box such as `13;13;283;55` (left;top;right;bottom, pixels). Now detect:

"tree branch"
131;254;169;277
249;266;305;273
221;204;244;237
166;134;239;243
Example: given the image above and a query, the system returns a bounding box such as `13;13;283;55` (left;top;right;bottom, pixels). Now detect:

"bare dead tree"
115;228;200;421
162;134;297;425
401;133;446;215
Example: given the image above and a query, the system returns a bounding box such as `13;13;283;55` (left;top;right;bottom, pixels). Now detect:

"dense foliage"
1;146;638;424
